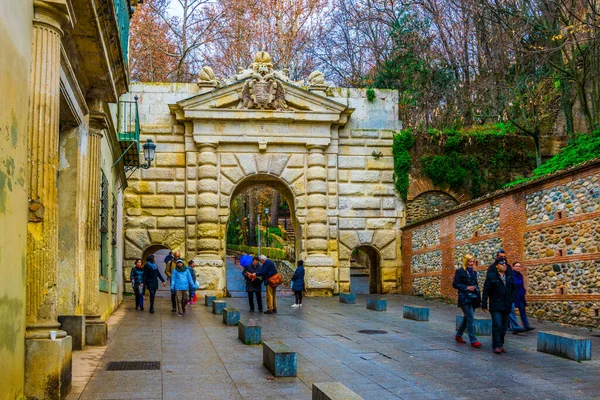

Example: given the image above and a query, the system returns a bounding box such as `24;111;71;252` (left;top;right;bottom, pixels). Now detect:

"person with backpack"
291;260;305;308
452;254;482;348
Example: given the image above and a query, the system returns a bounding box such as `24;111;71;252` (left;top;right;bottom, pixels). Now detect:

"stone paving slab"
68;293;600;399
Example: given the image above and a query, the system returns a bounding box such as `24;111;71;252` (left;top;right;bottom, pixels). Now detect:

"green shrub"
227;244;286;260
366;88;376;102
392;129;415;199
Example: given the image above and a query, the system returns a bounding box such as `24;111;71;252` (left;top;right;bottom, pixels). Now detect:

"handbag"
466;289;481;307
268;273;283;288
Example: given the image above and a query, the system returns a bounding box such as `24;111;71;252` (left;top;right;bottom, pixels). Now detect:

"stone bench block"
537;331;592;361
58;315;86;350
455;315;491;336
205;295;217;306
212;300;226;315
339;293;356;304
238;320;261;345
403;305;429;321
223;307;240;326
263;341;297;377
312;382;364;400
366;297;387;311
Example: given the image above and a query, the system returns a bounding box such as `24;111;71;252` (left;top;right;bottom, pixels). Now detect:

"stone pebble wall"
527;260;600;295
528;301;600;328
411;222;440;250
454;237;503;269
412;275;441;298
526;175;600;224
406;191;458;224
455;204;500;241
411;250;442;274
523;217;600;260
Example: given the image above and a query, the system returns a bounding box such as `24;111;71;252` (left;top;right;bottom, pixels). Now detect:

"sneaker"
455;335;466;344
512;329;525;335
149;308;155;314
500;347;507;353
471;341;482;348
264;310;274;314
177;313;182;317
299;304;302;307
291;304;299;308
525;327;535;331
493;348;502;354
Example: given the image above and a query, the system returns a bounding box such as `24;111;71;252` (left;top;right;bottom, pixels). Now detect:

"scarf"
176;265;186;273
147;262;158;270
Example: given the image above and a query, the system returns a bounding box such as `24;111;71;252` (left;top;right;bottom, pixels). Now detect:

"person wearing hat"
142;254;166;314
488;249;524;334
170;258;195;316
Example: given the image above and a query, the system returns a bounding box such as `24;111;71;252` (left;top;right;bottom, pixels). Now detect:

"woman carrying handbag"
452;254;483;348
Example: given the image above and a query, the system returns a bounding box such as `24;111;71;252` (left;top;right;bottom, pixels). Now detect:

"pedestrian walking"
487;249;524;334
170;258;195;316
482;259;517;354
242;256;263;313
164;251;174;264
130;258;145;310
187;260;198;304
452;254;482;348
142;254;166;313
513;261;534;332
291;260;305;308
165;250;180;313
255;254;281;314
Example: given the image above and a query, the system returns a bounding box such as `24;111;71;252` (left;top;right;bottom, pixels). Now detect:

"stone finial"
307;70;328;94
197;66;218;91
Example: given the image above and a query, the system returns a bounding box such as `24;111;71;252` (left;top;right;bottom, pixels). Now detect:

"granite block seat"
403;305;429;321
205;295;217;306
366;297;387;311
455;315;491;335
339;293;356;304
263;341;297;377
312;382;363;400
537;331;592;361
223;307;240;326
212;300;226;315
238;320;261;345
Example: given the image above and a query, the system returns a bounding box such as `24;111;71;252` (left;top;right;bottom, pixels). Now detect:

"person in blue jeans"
482;260;517;354
513;261;534;331
487;249;524;334
142;254;166;313
170;258;195;316
130;258;145;310
452;254;482;348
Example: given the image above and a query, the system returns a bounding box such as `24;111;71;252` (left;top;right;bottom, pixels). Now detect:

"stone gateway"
123;52;403;296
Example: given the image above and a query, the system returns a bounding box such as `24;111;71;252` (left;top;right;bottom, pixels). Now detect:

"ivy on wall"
392;129;415;199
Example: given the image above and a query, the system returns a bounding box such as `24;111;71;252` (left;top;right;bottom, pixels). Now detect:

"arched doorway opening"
350;245;381;294
224;174;299;298
142;244;171;292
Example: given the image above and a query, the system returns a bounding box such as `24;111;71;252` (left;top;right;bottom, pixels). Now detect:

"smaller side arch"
406;190;460;223
349;244;382;295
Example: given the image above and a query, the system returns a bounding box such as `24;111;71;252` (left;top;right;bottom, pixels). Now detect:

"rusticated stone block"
212;300;226;315
223;307;240;326
403;305;429;321
366;297;387;311
263;341;297;377
25;335;72;399
339;293;356;304
205;295;217;306
537;331;592;361
238;320;261;345
455;315;491;336
312;382;363;400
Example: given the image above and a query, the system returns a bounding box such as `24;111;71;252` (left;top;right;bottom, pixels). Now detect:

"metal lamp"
142;139;156;168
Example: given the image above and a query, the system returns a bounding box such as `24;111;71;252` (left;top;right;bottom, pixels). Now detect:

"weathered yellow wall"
0;1;32;399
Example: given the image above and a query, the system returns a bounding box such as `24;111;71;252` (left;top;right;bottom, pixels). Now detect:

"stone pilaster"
25;1;72;398
304;144;335;295
195;142;224;293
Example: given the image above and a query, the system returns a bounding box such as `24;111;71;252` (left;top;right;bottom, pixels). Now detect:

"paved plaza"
68;294;600;400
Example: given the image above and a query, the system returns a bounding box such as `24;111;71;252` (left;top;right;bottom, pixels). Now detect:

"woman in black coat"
242;256;263;313
142;254;166;313
291;260;305;308
482;260;517;354
452;254;482;348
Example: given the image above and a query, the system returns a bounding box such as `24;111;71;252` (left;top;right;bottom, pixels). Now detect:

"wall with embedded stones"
123;84;403;296
402;160;600;327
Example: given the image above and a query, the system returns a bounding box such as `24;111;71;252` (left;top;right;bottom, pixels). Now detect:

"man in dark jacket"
255;255;278;314
242;256;263;312
488;249;524;334
482;260;517;354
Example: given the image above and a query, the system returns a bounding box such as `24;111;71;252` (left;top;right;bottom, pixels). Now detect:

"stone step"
403;305;429;321
537;331;592;361
263;341;297;377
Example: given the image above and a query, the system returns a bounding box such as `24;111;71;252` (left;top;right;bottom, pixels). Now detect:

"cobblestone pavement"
67;293;600;400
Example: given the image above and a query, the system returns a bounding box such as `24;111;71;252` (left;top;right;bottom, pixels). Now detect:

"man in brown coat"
165;250;180;312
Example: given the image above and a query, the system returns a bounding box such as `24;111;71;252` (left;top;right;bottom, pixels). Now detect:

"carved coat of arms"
238;52;288;111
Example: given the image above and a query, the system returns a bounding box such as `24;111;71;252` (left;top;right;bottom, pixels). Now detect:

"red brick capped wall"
401;160;600;327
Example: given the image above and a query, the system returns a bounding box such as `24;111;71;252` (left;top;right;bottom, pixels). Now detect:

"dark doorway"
350;245;381;294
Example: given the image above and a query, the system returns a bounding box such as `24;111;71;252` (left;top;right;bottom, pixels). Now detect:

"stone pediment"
170;79;352;125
